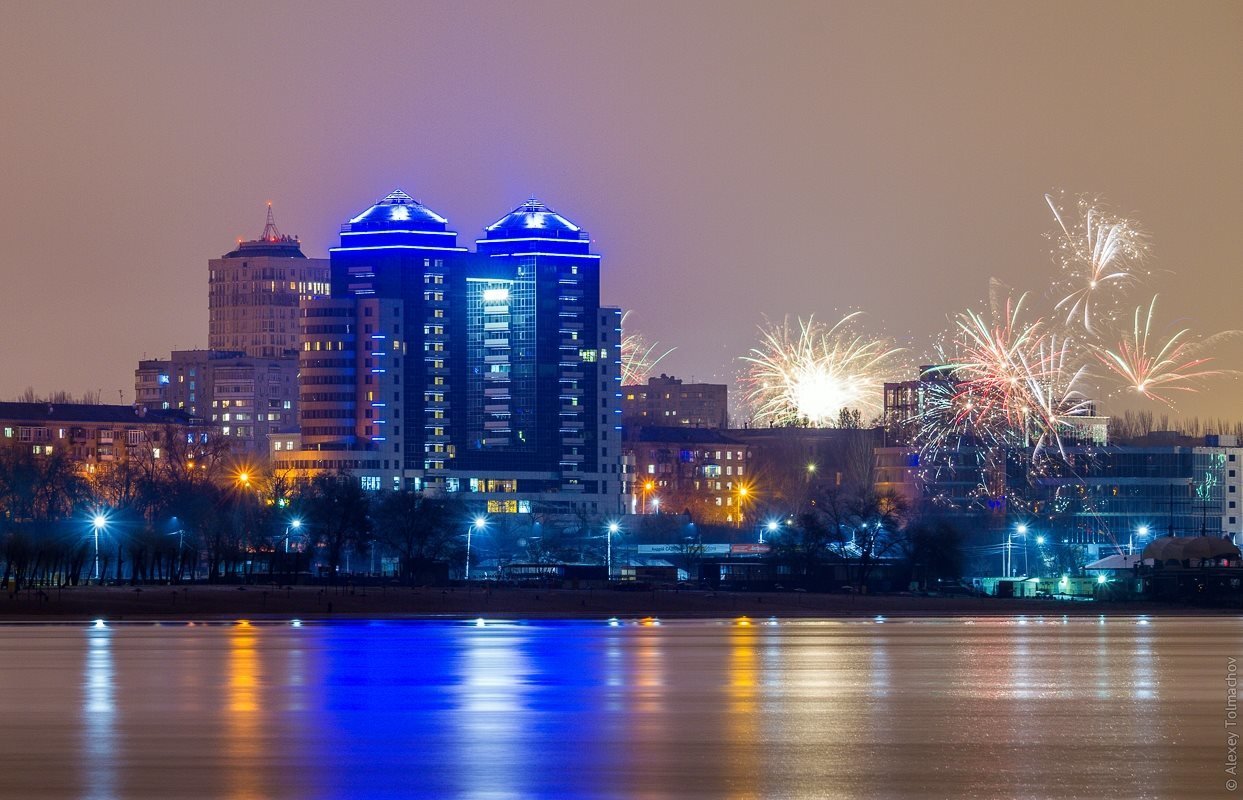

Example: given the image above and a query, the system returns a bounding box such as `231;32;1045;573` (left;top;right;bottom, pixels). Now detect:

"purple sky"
1;2;1240;418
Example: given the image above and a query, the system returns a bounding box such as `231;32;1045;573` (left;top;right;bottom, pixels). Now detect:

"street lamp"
1130;524;1151;556
91;512;108;583
606;521;621;579
1005;523;1029;577
285;518;302;553
762;519;779;544
466;515;487;581
736;484;751;528
643;481;656;514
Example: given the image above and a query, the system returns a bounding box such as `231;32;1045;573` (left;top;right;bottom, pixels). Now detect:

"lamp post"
285;518;302;554
1018;524;1028;576
736;485;750;528
1130;524;1150;556
91;513;108;583
166;517;186;582
606;521;620;579
466;516;487;581
1005;523;1028;577
643;481;656;514
762;520;778;544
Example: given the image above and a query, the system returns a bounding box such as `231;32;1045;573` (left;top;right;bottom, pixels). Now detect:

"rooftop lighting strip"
330;245;468;253
341;230;457;237
486;252;600;259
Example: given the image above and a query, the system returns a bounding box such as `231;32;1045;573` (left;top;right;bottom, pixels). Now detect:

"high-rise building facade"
273;190;624;516
208;205;330;358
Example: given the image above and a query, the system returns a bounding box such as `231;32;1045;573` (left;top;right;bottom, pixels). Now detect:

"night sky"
2;2;1240;418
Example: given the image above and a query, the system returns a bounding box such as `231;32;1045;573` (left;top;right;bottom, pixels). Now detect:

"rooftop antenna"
261;202;282;242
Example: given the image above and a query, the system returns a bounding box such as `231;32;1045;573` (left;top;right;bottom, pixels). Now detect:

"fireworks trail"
620;310;675;385
1045;192;1149;333
1091;295;1240;407
741;313;903;427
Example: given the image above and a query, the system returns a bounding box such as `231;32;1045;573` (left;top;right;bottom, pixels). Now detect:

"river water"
0;616;1237;799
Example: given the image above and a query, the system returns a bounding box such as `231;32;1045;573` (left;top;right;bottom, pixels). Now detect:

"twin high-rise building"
272;190;625;516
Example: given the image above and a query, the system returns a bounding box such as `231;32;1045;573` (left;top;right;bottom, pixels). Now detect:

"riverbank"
0;584;1235;620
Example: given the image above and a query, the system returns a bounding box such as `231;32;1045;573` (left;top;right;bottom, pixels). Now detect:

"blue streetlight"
762;519;779;544
90;512;109;583
1006;523;1029;577
606;520;621;579
466;516;487;581
285;517;302;553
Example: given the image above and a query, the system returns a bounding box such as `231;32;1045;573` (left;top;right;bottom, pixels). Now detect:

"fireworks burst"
741;313;903;427
1091;296;1238;406
1046;192;1149;333
918;295;1092;459
620;310;675;385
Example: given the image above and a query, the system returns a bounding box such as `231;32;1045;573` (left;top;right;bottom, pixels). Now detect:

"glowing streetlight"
1005;523;1031;577
606;520;621;579
285;517;302;553
735;484;752;528
465;515;487;581
762;519;779;544
1130;524;1152;555
90;512;108;583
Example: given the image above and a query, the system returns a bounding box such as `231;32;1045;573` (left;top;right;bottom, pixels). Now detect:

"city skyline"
2;2;1241;421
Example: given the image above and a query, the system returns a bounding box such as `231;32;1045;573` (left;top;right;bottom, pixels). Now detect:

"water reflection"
0;617;1234;799
726;624;760;799
226;622;262;800
82;625;115;800
453;624;534;799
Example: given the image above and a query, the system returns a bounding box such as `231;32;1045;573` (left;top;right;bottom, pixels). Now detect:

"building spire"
261;202;282;242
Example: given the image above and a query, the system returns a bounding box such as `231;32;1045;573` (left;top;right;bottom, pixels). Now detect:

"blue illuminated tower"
467;198;608;492
280;190;623;515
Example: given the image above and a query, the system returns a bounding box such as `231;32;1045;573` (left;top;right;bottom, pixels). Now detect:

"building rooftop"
342;189;450;233
0;403;199;426
223;203;307;259
484;197;587;240
634;426;745;445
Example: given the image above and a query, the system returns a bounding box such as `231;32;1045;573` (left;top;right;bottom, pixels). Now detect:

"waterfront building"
273;191;624;516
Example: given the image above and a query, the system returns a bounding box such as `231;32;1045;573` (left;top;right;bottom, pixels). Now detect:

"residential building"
208;204;330;358
0;402;204;474
135;350;297;457
625;426;751;524
622;374;728;430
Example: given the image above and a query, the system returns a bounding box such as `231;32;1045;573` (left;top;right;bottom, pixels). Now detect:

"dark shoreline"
2;584;1238;621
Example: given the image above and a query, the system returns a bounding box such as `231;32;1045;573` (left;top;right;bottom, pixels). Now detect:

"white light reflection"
455;626;533;798
83;624;116;800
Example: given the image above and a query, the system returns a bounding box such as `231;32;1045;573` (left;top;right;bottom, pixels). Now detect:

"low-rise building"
0;402;205;474
625;426;752;524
